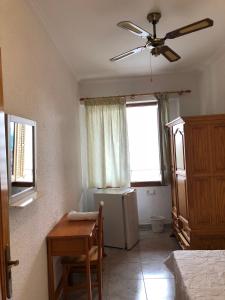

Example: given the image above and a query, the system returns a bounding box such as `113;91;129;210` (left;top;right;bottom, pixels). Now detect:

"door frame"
0;48;10;300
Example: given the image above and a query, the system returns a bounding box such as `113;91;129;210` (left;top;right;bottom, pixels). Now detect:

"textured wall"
135;186;172;224
199;49;225;114
79;71;201;116
0;0;81;299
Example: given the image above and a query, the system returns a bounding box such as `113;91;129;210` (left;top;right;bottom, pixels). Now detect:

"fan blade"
165;18;213;39
110;46;146;62
160;46;181;62
117;21;151;39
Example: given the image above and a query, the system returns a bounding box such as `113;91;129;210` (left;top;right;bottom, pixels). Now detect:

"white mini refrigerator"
94;188;139;249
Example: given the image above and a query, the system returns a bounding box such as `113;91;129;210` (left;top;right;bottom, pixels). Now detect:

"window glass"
126;104;161;182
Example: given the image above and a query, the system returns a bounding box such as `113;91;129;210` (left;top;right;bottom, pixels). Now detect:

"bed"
164;250;225;300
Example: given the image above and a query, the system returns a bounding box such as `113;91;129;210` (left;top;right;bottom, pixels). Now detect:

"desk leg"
85;239;92;300
47;240;55;300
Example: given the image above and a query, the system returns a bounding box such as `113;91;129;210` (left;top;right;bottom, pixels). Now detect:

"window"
126;102;162;186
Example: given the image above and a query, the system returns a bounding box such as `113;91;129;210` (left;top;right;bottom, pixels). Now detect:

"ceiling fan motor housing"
147;12;161;24
147;38;165;48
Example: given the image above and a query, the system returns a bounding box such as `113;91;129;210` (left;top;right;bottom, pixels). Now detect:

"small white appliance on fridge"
94;188;139;249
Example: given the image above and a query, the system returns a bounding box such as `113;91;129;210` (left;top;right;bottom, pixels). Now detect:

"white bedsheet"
164;250;225;300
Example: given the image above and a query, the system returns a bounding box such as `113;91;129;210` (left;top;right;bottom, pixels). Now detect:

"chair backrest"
97;201;104;261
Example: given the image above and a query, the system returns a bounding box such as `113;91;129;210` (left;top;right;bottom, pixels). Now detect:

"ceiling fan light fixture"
151;47;160;56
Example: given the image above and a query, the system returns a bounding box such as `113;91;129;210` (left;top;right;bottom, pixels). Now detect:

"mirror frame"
6;114;37;207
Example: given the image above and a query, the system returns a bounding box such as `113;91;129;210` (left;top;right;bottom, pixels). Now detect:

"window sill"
131;181;163;187
9;191;37;208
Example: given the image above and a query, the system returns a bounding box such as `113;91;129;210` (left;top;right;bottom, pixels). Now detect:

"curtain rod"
80;89;191;102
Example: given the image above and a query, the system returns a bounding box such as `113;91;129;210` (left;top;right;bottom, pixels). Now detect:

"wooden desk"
47;214;96;300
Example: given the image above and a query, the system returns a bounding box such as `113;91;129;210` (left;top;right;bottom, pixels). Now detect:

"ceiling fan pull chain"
149;50;153;82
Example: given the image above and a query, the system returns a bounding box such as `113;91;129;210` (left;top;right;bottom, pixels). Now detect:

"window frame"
126;101;162;187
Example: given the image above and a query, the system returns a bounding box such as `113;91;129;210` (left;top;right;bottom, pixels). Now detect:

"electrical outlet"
146;189;156;196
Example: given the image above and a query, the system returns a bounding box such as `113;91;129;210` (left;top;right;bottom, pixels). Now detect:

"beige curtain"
155;93;170;185
85;97;130;188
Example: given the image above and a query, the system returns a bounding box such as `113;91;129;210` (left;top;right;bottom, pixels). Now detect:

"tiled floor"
68;228;180;299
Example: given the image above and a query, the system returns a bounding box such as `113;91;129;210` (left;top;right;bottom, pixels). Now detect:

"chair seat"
61;246;98;265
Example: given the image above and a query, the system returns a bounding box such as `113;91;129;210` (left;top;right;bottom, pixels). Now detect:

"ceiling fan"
110;12;213;63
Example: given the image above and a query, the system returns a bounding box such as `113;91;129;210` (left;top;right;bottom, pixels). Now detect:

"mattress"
164;250;225;300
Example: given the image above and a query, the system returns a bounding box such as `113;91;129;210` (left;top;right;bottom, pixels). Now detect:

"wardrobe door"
169;129;178;223
211;123;225;225
186;124;213;228
173;124;189;239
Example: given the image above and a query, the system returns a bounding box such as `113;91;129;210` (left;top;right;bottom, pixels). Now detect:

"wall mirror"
6;115;37;207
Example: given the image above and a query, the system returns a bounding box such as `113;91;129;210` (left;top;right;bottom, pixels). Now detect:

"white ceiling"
27;0;225;80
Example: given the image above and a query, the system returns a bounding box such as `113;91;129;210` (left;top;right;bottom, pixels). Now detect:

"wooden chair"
61;202;104;300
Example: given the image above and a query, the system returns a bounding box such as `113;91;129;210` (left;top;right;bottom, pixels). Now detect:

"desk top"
47;214;96;239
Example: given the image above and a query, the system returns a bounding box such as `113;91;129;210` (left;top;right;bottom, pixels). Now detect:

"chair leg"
64;292;68;300
62;265;69;300
85;253;92;300
97;261;103;300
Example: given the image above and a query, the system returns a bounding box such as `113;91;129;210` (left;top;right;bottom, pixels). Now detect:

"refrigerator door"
95;192;126;248
123;190;139;249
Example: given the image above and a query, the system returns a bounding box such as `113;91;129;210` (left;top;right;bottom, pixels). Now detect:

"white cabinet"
94;188;139;249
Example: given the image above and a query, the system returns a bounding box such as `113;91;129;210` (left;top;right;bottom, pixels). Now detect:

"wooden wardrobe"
167;114;225;250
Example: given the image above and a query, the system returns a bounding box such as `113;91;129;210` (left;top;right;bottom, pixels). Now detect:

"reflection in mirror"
7;115;36;205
